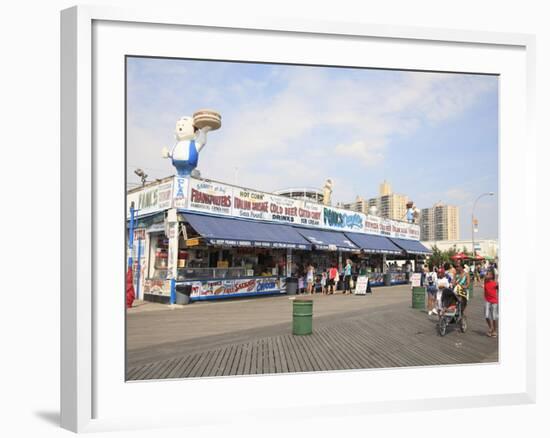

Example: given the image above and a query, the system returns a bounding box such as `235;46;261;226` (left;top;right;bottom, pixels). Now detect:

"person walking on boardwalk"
343;259;353;294
297;266;305;294
328;263;338;294
483;269;499;337
306;263;315;295
426;267;438;316
320;271;328;294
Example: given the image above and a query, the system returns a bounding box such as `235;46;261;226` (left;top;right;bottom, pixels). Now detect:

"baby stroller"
437;287;468;336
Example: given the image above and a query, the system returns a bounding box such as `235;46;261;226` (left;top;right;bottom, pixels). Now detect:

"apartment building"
420;203;460;241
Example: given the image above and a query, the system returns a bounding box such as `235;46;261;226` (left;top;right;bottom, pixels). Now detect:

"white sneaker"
428;310;433;315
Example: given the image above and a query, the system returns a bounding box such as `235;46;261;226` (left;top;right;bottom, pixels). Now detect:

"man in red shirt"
483;269;499;337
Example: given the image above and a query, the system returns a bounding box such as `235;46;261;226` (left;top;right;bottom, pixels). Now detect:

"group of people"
296;259;355;295
423;261;499;337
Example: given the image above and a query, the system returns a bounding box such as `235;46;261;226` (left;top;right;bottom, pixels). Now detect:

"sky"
126;57;499;240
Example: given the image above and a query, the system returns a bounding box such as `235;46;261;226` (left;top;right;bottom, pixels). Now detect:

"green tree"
427;244;474;269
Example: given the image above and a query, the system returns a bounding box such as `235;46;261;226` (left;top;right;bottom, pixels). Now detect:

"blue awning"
344;232;403;255
389;238;432;255
182;213;311;250
294;228;359;252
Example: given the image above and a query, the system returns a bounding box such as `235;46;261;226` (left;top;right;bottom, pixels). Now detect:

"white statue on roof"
322;178;333;206
162;110;221;177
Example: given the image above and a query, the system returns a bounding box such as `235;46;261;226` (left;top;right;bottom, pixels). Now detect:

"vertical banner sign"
286;248;292;278
167;222;179;280
173;176;189;209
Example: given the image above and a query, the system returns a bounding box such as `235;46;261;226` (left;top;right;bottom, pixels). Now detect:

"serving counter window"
176;267;252;281
148;234;170;280
163;240;289;301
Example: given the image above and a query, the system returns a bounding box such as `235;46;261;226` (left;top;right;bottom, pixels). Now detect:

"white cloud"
127;61;497;196
445;188;472;203
334;140;385;166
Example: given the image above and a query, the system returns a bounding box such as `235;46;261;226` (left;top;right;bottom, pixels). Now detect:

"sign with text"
322;207;364;232
127;179;173;217
411;273;422;287
128;176;421;240
188;179;232;216
183;177;421;239
354;275;369;295
173;176;188;209
182;276;285;299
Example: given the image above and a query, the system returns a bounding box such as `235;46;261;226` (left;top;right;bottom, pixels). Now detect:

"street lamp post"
471;192;494;256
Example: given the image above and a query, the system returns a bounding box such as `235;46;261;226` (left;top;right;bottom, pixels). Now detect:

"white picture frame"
61;5;536;433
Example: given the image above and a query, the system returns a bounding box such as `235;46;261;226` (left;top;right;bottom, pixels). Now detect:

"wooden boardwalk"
126;289;498;381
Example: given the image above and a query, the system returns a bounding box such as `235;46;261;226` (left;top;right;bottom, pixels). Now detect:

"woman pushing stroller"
435;263;470;335
452;263;471;316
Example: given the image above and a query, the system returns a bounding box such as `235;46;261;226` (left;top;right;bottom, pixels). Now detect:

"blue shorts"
427;285;437;296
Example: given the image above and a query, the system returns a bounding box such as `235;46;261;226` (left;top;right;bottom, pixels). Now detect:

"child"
484;269;499;337
320;271;327;294
298;275;305;295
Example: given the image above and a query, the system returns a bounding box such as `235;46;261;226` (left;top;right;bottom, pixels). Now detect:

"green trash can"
292;298;313;335
412;286;426;310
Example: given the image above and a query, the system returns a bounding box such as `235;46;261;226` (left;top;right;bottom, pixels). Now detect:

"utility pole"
472;192;494;256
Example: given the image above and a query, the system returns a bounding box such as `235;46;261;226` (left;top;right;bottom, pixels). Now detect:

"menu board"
411;273;422;287
354;275;369;295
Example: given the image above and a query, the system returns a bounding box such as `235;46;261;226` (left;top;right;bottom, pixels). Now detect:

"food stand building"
127;175;431;303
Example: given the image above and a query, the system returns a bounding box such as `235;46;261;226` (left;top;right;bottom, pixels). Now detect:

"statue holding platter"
162;109;221;176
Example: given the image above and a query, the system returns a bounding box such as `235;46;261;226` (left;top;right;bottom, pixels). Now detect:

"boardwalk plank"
201;348;221;377
229;343;242;376
222;344;237;376
275;337;289;373
213;347;230;377
166;354;196;379
243;342;253;375
280;334;297;373
188;351;213;378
